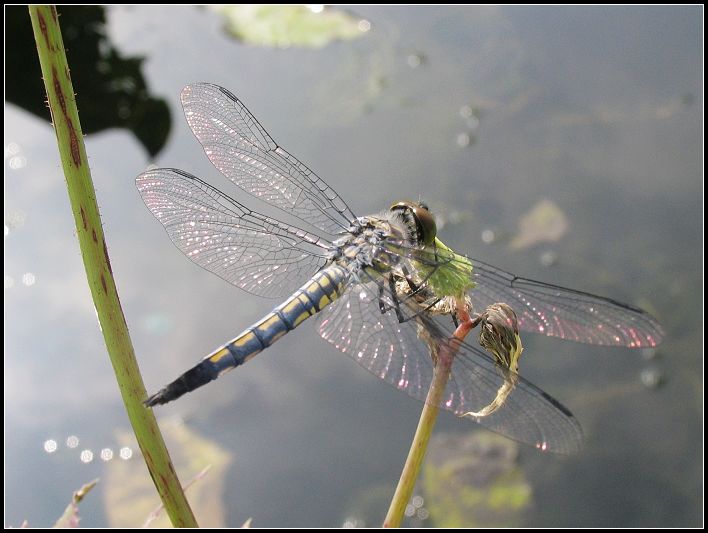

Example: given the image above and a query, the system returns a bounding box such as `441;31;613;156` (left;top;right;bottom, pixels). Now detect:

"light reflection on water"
42;434;135;466
5;141;27;169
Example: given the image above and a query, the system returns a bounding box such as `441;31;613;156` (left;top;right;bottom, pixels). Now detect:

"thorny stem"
28;5;197;527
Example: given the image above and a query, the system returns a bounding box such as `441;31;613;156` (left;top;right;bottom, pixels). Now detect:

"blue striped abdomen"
144;264;349;406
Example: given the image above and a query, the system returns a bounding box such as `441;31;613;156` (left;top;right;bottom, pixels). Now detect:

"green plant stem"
28;5;197;527
382;352;451;527
383;304;476;528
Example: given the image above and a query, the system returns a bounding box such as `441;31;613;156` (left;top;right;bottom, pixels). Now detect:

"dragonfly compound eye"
390;201;437;246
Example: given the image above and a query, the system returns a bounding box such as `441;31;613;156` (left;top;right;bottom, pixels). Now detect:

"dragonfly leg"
400;264;420;293
374;274;416;325
397;262;442;300
376;277;404;322
370;270;447;325
388;275;408;323
377;281;387;315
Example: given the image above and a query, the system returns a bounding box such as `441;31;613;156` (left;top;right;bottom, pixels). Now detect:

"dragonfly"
136;83;664;454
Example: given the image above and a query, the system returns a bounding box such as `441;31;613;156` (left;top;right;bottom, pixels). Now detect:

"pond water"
5;5;702;527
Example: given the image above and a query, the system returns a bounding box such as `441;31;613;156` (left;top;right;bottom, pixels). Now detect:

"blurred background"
5;5;702;527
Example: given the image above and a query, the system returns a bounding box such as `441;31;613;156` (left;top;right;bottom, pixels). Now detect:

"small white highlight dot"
5;142;21;158
9;156;27;169
406;53;422;68
80;449;94;463
456;132;471;147
100;448;114;461
119;447;133;460
481;229;496;244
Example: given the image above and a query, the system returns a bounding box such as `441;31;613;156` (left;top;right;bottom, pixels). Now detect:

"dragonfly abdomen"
144;264;348;406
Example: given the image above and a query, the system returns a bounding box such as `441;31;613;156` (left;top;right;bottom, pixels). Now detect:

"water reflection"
404;494;430;524
6;142;27;169
423;432;530;527
119;447;134;460
79;450;94;463
100;448;114;461
210;5;369;48
42;433;135;466
5;5;171;157
639;367;663;390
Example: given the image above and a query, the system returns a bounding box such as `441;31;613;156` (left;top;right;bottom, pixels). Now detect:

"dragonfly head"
390;200;437;246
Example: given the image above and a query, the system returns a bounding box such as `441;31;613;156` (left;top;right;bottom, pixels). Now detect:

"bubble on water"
456;132;471;147
406;52;426;68
482;229;496;244
540;250;558;267
640;367;664;389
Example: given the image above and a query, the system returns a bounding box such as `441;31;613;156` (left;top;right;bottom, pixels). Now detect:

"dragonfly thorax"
330;212;418;273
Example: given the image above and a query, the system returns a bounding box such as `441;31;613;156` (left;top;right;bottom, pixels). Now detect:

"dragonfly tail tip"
144;390;168;407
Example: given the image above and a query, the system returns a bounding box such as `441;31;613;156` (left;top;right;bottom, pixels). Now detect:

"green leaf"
211;5;367;49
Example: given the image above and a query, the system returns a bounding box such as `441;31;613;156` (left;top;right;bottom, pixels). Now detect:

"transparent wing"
388;241;663;349
180;83;358;237
136;168;331;299
315;268;583;454
468;258;664;348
